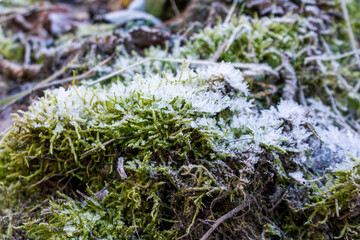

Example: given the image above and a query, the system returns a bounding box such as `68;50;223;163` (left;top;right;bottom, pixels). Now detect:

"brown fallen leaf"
0;58;41;81
8;2;80;39
124;26;170;54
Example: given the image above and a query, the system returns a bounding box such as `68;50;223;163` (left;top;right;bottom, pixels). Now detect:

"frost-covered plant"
181;15;309;67
2;0;360;238
0;27;24;62
2;63;360;239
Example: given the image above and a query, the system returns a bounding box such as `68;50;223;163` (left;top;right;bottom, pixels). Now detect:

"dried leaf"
8;3;80;39
0;58;41;81
124;26;170;54
125;26;170;48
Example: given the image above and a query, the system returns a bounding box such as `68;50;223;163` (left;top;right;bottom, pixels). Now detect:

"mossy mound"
1;64;360;239
1;0;360;239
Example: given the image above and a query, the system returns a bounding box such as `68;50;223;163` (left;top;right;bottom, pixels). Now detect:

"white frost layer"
16;66;360;173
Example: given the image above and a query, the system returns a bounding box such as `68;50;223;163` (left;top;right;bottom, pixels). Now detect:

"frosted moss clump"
2;64;360;239
197;63;249;95
181;15;307;67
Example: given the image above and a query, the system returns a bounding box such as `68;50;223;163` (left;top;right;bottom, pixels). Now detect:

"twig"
41;56;113;88
170;0;181;16
306;168;330;183
28;197;50;213
157;0;195;28
0;54;79;112
19;36;31;65
211;25;244;62
224;0;239;24
80;135;140;158
153;58;279;77
340;0;360;68
179;21;202;40
269;190;288;213
200;198;252;240
86;58;151;86
274;45;310;73
298;80;307;106
323;84;358;134
304;49;360;64
253;82;277;98
0;56;111;113
320;37;353;91
175;223;202;240
86;57;279;86
25;174;61;190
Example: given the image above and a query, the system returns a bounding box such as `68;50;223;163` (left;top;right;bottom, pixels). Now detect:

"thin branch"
340;0;360;68
224;0;239;24
0;54;79;112
269;190;288;213
25;174;61;191
175;223;202;240
323;84;359;134
153;58;279;77
41;56;113;88
86;58;151;86
22;167;79;192
86;57;279;86
211;26;244;62
170;0;181;16
305;49;360;64
320;37;353;91
19;36;31;65
200;198;252;240
253;82;277;98
179;21;202;40
28;197;50;213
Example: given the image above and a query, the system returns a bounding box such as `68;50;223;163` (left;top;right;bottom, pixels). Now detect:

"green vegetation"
1;0;360;239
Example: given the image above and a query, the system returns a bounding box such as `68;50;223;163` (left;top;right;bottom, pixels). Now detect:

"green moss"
1;1;360;239
0;28;24;62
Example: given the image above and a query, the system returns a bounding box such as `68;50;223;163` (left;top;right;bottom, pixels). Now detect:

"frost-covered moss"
2;63;360;238
1;1;360;239
181;15;307;67
0;27;24;62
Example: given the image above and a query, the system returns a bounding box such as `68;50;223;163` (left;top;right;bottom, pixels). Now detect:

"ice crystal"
197;63;249;96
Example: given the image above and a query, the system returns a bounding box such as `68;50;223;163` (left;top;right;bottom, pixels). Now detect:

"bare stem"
200;198;252;240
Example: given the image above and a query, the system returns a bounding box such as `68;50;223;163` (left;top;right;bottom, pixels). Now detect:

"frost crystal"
198;63;249;95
